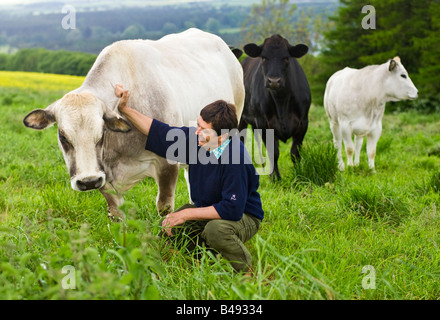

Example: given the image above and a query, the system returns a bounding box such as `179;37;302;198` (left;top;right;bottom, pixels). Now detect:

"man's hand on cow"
162;211;187;236
115;84;130;113
115;84;125;97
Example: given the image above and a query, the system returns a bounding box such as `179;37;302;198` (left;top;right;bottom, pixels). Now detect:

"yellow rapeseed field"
0;71;84;92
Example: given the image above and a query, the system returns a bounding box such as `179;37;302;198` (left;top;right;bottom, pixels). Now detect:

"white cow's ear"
389;56;401;71
244;43;262;58
23;108;56;130
103;111;132;133
389;59;398;71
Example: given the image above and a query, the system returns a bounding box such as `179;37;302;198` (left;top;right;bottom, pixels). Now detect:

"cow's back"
324;67;358;121
324;65;385;122
80;28;244;167
151;28;245;123
83;28;244;127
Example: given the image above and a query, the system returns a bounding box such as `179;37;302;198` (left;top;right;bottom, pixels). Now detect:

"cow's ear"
231;48;243;60
389;57;400;71
23;108;56;130
103;113;132;133
289;44;308;58
244;43;262;58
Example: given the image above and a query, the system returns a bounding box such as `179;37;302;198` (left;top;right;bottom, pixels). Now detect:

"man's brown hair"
200;100;238;136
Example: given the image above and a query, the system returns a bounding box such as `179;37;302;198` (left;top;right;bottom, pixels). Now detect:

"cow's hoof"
108;213;125;222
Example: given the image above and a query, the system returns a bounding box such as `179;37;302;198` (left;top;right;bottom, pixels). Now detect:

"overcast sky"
1;0;324;4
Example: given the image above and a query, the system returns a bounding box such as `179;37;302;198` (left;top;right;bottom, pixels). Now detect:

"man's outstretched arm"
115;84;153;136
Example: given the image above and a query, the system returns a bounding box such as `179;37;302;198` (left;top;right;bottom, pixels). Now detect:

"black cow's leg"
290;119;309;164
272;138;280;180
262;128;280;180
290;139;301;163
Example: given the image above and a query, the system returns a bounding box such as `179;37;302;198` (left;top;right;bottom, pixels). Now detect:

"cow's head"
244;35;308;90
386;56;418;101
23;91;131;191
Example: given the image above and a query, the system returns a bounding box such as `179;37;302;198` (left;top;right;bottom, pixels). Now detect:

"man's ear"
289;44;309;58
23;106;56;130
244;43;263;58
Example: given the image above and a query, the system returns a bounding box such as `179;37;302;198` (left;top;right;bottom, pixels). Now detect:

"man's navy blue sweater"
145;119;264;221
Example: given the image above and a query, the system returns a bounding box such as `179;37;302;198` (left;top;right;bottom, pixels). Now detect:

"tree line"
0;48;96;76
1;0;438;110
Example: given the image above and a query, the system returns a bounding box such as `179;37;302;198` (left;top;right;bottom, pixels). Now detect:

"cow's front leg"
155;161;179;216
290;118;308;164
262;128;280;180
329;121;344;170
100;183;125;220
367;125;382;171
354;135;364;166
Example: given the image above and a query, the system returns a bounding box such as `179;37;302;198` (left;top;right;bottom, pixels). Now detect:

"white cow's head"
23;91;131;191
386;56;418;101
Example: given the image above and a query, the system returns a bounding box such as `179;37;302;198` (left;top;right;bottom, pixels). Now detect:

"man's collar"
210;138;231;159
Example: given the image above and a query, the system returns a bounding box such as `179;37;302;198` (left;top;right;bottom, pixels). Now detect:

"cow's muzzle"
265;77;284;90
74;176;105;191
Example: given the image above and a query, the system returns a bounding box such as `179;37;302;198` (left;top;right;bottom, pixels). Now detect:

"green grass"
1;80;440;300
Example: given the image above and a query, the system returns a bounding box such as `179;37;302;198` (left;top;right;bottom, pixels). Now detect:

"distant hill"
0;1;337;54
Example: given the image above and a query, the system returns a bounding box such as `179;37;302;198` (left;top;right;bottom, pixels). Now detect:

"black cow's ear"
289;44;309;58
244;43;263;58
231;48;243;60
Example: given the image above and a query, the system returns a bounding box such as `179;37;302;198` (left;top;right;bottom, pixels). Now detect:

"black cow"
239;35;311;179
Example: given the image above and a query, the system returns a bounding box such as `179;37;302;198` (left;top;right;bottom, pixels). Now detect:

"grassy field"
0;70;439;300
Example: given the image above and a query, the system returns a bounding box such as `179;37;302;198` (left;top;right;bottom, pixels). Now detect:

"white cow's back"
82;28;244;128
324;65;384;123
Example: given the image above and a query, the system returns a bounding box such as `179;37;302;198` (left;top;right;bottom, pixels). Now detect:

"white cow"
324;56;418;171
23;28;245;219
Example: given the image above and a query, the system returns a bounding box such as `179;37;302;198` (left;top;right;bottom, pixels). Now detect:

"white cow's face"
386;57;418;101
23;91;131;192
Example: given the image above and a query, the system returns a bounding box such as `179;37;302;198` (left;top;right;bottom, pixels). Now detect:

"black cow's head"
244;35;308;90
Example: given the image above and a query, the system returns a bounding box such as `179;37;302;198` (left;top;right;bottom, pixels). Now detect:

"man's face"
196;116;219;150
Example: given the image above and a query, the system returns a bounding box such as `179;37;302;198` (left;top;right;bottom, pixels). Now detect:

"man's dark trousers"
161;204;261;272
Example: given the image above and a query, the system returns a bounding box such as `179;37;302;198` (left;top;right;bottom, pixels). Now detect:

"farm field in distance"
0;70;439;300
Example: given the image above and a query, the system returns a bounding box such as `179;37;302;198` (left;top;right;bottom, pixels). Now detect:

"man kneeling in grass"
115;84;264;273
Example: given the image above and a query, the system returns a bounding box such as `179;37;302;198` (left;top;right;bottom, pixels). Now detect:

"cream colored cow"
23;28;245;219
324;57;418;171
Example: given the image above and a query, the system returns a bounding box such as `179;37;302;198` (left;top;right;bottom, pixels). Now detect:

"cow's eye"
261;57;267;62
59;132;73;149
282;57;289;64
401;74;407;79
